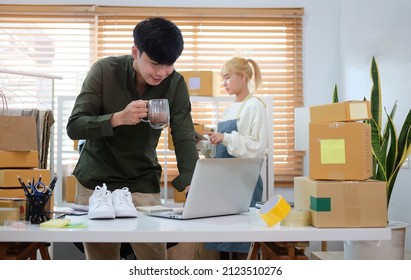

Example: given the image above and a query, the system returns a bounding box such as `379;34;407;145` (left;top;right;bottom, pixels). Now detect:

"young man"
66;17;199;260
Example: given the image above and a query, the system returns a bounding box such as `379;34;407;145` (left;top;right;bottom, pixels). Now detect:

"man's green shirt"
67;55;199;193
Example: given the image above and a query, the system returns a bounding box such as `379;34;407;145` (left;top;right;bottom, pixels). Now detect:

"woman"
199;57;268;258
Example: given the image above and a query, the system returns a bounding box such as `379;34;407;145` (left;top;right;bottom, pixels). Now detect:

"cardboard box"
0;207;20;224
0;169;51;187
173;188;186;203
0;115;38;151
180;71;221;96
0;169;54;215
73;140;79;151
0;187;25;198
0;150;39;168
168;123;211;150
0;198;27;220
64;175;77;203
309;122;372;180
298;177;388;228
310;100;371;123
294;176;313;211
0;190;54;218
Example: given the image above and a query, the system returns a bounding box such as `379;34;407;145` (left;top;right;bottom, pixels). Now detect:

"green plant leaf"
332;84;339;103
396;109;411;167
370;117;385;180
384;111;397;182
370;56;382;128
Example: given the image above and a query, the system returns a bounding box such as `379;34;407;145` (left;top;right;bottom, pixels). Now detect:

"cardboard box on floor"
180;71;221;97
309;100;371;123
299;177;387;228
64;175;77;203
309;122;372;180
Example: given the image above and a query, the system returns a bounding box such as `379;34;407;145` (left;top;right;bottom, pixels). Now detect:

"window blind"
0;5;304;188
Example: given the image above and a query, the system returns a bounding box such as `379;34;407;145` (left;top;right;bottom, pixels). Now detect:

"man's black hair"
133;17;184;65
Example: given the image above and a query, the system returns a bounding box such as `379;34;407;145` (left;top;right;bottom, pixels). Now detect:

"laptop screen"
181;157;264;219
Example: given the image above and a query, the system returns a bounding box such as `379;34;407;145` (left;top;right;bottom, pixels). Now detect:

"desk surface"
0;209;391;243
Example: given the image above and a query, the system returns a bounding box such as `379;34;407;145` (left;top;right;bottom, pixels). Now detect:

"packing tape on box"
280;209;311;227
259;195;291;227
0;207;20;225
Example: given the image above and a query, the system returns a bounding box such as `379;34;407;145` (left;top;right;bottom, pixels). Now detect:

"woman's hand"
209;132;224;145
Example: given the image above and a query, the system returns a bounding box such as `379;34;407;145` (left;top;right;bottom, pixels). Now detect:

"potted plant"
335;56;411;259
367;57;411;207
334;56;411;206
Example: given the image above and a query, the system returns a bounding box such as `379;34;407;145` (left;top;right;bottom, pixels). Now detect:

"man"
66;17;199;260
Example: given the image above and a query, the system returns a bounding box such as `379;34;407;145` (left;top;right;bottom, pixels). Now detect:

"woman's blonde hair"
221;57;262;92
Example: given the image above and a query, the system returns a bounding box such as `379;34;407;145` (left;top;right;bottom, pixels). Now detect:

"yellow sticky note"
320;139;346;164
40;219;71;228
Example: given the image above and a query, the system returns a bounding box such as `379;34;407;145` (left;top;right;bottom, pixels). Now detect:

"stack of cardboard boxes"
0;115;51;220
294;101;387;228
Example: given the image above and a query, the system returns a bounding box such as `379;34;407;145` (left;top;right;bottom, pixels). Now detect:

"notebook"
148;157;264;220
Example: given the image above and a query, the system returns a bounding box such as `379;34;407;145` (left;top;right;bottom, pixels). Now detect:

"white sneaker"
88;183;115;219
112;187;138;218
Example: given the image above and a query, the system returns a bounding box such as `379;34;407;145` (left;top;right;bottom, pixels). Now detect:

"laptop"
148;157;264;220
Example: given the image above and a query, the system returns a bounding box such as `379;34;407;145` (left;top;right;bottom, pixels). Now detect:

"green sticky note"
64;223;87;228
310;196;331;212
320;139;346;164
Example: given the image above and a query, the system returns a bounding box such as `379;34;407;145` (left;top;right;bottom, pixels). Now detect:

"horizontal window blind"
0;5;304;188
0;5;97;169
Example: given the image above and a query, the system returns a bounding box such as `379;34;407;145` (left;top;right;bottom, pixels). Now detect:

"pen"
17;175;29;195
47;176;58;195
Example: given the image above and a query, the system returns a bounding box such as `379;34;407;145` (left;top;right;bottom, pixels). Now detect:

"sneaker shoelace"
93;184;112;207
94;183;108;194
117;187;133;205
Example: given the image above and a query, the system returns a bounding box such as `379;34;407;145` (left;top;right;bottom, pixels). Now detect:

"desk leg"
247;242;260;260
321;241;328;251
249;242;309;260
39;243;51;260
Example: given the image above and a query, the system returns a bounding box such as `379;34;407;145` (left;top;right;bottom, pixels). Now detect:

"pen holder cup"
25;192;52;224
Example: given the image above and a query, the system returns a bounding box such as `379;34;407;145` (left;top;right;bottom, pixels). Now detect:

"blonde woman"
199;57;268;258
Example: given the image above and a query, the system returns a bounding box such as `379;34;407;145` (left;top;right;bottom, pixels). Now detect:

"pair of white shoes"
88;183;138;219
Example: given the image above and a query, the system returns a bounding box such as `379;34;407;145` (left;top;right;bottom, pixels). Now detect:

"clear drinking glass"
141;99;170;129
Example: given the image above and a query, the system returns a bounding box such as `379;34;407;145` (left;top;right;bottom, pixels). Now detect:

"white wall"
339;0;411;251
4;0;410;253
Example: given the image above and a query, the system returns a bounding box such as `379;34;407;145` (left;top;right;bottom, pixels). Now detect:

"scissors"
27;180;49;196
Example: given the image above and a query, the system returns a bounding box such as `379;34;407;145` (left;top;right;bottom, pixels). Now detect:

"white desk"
0;209;391;243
